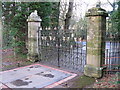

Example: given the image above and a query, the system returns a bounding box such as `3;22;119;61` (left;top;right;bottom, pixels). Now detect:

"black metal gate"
38;28;86;72
103;36;120;75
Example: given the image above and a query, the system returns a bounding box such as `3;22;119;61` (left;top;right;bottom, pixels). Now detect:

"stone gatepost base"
27;53;39;62
84;65;103;78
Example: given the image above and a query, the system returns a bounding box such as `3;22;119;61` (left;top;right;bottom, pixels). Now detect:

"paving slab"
0;64;77;88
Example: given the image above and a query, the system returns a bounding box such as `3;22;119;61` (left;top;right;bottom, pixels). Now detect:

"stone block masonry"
27;10;42;62
84;4;108;78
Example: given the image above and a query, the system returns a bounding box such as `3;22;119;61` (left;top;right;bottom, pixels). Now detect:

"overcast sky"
73;0;116;18
83;0;115;10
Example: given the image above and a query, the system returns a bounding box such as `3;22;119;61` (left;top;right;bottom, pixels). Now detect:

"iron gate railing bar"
57;30;60;67
103;34;120;75
69;44;71;67
38;27;41;61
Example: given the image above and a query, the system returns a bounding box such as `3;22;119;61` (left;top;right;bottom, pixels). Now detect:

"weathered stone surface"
85;7;108;17
84;64;102;78
27;10;42;22
84;5;108;78
27;10;41;61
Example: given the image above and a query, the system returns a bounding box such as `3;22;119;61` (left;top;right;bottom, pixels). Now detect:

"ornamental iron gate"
103;36;120;75
27;10;120;75
38;28;86;72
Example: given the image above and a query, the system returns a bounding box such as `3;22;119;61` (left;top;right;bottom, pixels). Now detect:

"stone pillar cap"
85;4;108;17
27;10;42;22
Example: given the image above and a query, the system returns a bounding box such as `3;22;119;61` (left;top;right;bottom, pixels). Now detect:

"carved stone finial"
27;10;42;22
30;10;38;17
96;0;101;8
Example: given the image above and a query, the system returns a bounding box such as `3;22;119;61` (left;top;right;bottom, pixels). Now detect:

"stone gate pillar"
27;10;42;62
84;4;108;78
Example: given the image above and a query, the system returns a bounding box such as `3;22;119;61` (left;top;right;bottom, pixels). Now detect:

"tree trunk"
64;2;73;29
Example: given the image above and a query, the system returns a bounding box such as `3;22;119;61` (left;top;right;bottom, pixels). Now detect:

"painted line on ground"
44;74;77;88
0;64;77;88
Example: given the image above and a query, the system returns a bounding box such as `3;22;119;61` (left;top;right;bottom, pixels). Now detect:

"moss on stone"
73;75;95;88
84;64;102;78
86;7;108;17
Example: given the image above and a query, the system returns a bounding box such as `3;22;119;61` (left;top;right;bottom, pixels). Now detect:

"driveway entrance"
0;64;77;88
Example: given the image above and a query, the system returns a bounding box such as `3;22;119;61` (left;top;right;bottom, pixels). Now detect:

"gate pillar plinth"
84;5;108;78
27;10;42;62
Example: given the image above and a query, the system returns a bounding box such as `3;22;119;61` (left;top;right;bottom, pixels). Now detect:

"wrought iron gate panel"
38;28;86;72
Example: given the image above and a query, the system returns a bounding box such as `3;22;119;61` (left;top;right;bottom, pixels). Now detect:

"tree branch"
107;0;114;7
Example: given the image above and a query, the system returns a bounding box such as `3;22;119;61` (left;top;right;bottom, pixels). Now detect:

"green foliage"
50;2;60;28
111;72;120;85
117;1;120;34
28;2;52;28
74;18;87;40
108;1;120;37
2;2;60;55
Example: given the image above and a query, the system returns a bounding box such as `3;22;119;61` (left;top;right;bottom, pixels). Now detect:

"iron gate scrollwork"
38;28;86;72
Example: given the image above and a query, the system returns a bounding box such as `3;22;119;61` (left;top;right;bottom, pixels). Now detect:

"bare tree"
58;1;68;29
64;1;74;29
107;0;118;12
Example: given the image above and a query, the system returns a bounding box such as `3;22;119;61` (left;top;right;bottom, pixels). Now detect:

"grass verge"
73;75;95;88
